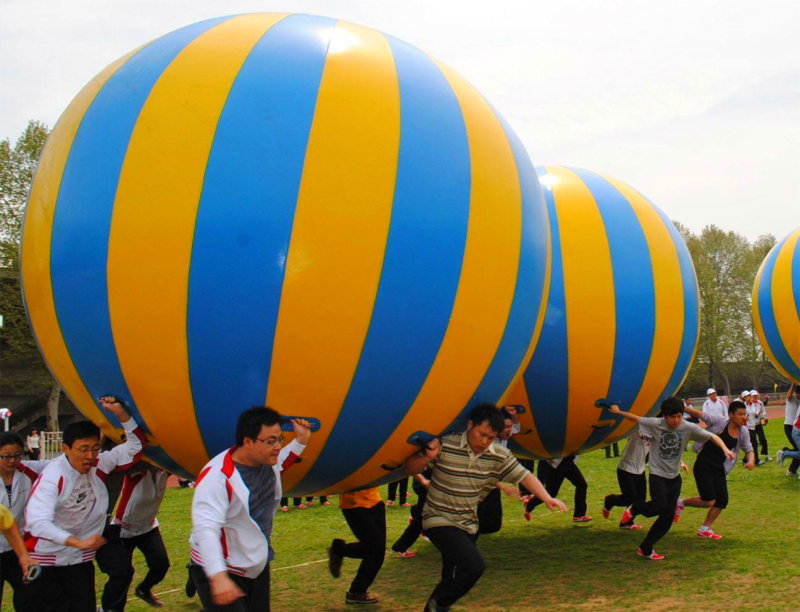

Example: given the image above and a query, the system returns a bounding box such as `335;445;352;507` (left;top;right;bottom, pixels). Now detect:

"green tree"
0;121;56;416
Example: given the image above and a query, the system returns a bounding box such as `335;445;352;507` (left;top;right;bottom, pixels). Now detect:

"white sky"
2;0;798;238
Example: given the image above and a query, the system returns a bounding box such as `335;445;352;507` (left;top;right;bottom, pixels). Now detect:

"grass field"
4;424;797;611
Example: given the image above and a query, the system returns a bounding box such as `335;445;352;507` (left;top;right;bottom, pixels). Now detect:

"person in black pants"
390;471;430;556
602;433;648;529
524;455;591;522
387;477;410;506
784;383;800;475
328;488;385;605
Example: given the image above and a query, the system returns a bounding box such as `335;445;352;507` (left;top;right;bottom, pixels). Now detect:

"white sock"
698;524;709;532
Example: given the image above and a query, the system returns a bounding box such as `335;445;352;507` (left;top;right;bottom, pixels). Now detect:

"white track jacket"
112;468;168;538
0;459;50;553
189;440;304;579
24;418;145;565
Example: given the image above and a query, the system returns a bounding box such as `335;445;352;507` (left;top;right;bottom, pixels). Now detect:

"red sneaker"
697;529;723;539
572;516;592;523
280;506;289;512
620;506;634;525
619;522;642;530
297;503;306;509
386;500;394;506
602;497;611;520
673;501;685;523
402;502;412;507
636;548;665;560
322;500;331;506
395;550;417;558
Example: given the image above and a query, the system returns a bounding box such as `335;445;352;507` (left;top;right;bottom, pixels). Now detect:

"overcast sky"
2;0;797;239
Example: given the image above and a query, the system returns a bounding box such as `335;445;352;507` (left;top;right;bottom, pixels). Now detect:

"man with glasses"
189;407;310;611
24;397;145;611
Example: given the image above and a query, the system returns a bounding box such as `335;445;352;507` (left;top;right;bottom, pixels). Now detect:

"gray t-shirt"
617;431;649;475
637;417;711;478
234;462;276;562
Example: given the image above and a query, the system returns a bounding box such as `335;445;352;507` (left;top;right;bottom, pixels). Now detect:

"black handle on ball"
280;417;321;433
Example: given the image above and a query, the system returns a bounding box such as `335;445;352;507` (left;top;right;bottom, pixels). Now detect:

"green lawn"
5;425;797;611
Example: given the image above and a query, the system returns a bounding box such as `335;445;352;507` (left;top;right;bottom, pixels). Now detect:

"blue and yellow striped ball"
505;166;699;459
21;13;551;493
752;228;800;383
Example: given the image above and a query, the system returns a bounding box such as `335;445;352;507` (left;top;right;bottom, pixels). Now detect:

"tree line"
0;121;784;424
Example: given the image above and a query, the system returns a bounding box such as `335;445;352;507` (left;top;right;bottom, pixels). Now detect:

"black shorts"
693;459;728;509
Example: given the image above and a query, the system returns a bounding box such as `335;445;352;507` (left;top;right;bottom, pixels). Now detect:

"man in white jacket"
189;407;310;611
24;397;145;611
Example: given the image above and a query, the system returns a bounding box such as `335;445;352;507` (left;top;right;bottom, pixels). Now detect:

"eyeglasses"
255;435;284;447
72;445;101;455
0;453;23;461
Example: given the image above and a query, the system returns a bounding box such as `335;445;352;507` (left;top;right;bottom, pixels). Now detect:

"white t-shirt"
785;396;800;425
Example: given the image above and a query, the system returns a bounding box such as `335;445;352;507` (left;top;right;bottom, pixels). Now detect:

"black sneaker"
135;586;164;608
328;539;345;578
425;596;450;611
345;591;378;604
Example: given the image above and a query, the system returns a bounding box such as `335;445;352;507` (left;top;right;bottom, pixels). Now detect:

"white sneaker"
764;456;772;462
776;450;785;466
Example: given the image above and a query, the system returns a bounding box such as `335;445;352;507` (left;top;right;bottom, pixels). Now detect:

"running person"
602;431;649;529
782;383;800;476
610;398;735;560
404;404;566;611
674;400;754;539
523;455;591;522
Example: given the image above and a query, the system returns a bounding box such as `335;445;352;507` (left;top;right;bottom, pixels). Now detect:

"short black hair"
728;400;746;414
467;404;505;434
63;421;101;447
235;406;282;446
0;432;24;450
659;397;685;417
499;408;512;421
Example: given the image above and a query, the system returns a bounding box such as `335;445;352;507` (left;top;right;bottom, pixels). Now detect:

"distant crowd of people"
0;383;796;610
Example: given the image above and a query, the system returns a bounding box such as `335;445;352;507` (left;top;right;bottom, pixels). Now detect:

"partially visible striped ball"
21;14;550;493
752;228;800;383
506;167;699;459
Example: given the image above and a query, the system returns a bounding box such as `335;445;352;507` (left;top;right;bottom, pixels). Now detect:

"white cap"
741;390;750;397
707;388;717;395
750;389;759;395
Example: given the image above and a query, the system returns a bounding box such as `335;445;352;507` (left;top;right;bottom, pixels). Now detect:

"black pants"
476;488;502;535
604;443;620;458
388;477;409;504
754;424;768;455
338;502;386;594
391;484;428;553
122;527;171;593
191;563;270;611
426;526;484;608
526;458;588;517
605;468;647;513
785;424;800;473
631;474;682;555
29;561;96;612
96;523;134;611
748;428;760;459
517;459;535;496
0;549;33;611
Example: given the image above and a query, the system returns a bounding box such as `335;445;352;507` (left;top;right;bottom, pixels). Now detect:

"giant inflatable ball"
752;228;800;383
21;13;550;493
505;166;699;459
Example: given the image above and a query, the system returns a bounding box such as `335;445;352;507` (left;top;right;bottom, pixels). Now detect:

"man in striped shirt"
405;404;566;612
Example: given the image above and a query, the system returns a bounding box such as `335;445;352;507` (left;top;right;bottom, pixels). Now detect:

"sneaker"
673;500;685;523
425;596;449;612
637;548;665;560
776;450;785;466
386;500;394;506
135;586;164;608
345;591;378;605
395;550;417;558
297;503;306;509
619;522;643;530
322;500;331;506
328;539;344;578
280;506;289;512
402;502;412;507
572;516;592;522
697;529;723;540
785;469;796;476
602;496;612;520
755;460;765;467
620;505;634;526
764;455;772;462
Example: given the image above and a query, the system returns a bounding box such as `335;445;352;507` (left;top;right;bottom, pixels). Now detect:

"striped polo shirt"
422;432;530;534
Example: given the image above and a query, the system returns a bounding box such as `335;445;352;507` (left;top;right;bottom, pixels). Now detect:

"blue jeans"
783;428;800;461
